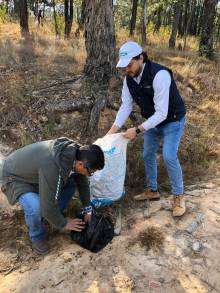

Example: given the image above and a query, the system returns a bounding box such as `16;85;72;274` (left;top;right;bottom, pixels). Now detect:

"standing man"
37;9;43;27
107;41;186;217
1;137;105;254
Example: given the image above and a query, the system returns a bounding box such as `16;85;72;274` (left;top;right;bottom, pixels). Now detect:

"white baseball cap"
116;41;143;68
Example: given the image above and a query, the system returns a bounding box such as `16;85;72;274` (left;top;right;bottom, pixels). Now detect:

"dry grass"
128;226;165;252
0;20;85;72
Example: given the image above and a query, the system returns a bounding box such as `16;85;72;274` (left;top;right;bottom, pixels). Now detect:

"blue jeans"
143;116;186;195
18;175;76;242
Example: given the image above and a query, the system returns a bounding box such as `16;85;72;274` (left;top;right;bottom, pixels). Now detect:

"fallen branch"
88;94;107;131
32;77;81;95
209;208;220;216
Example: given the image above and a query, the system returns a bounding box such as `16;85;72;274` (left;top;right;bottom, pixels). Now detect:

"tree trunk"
52;0;59;36
197;0;205;36
14;0;20;16
79;0;86;30
129;0;138;37
84;0;116;82
188;2;197;35
140;0;147;46
64;0;73;39
177;10;183;36
199;0;218;59
178;0;189;38
183;0;196;50
169;0;182;48
216;14;220;42
191;1;201;36
153;5;162;33
163;7;172;26
5;0;9;13
43;2;46;17
35;0;39;18
19;0;29;36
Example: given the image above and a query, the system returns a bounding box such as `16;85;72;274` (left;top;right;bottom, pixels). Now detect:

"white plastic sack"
90;133;129;202
0;155;5;185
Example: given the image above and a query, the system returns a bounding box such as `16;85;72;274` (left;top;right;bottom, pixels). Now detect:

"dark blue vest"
126;60;186;126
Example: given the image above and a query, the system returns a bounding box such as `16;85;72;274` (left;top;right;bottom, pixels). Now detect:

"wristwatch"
135;127;141;134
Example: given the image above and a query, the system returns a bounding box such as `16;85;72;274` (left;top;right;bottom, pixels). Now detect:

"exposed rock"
192;241;203;253
185;213;204;234
61;252;72;263
161;199;172;211
112;266;119;274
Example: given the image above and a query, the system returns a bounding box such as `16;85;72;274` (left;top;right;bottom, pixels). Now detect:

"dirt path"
0;175;220;293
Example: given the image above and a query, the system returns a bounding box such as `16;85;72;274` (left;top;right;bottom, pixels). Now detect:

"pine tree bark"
14;0;20;16
153;5;162;33
197;0;205;36
169;0;182;48
199;0;218;59
19;0;29;36
177;10;183;36
84;0;116;82
5;0;9;13
140;0;147;46
178;0;189;37
35;0;39;17
216;14;220;42
64;0;73;39
52;0;59;36
191;2;201;36
129;0;139;37
79;0;86;30
183;0;196;49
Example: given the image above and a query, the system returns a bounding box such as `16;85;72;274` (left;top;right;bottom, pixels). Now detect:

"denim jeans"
18;175;76;242
143;116;186;195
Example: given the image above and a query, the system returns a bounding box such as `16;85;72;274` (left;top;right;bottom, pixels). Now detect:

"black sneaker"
32;239;50;255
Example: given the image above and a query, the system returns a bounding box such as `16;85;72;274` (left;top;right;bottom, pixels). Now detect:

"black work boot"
32;239;50;255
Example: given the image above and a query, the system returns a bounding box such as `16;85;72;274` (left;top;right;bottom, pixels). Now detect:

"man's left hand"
123;127;137;140
84;213;92;223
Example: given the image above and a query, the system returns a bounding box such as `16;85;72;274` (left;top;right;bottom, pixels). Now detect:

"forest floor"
0;21;220;293
0;174;220;293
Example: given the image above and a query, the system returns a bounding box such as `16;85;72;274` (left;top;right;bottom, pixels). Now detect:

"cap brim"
116;57;132;68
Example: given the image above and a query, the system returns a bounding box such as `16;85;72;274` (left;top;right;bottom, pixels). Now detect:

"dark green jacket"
1;137;90;229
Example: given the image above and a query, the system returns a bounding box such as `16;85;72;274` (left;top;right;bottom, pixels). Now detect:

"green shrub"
51;13;64;36
0;5;7;23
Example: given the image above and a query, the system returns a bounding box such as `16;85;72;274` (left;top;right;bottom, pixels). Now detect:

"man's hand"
64;218;85;232
123;127;137;140
84;213;92;223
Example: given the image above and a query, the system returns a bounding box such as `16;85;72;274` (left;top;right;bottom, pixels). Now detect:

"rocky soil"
0;174;220;293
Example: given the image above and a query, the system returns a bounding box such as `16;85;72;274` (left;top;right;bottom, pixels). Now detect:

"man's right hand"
64;218;85;232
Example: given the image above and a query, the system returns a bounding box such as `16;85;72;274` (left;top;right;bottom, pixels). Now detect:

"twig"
1;264;20;276
191;272;220;293
200;278;220;293
209;208;220;216
33;77;80;93
52;279;65;287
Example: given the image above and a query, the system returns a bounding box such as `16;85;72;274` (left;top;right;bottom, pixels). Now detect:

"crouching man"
1;137;105;254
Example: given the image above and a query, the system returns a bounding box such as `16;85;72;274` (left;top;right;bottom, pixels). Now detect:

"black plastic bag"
70;213;114;253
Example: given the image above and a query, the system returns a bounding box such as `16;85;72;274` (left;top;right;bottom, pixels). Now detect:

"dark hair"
133;51;148;63
76;144;105;170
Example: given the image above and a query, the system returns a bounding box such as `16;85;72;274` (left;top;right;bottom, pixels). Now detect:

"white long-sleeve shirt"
114;64;171;131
